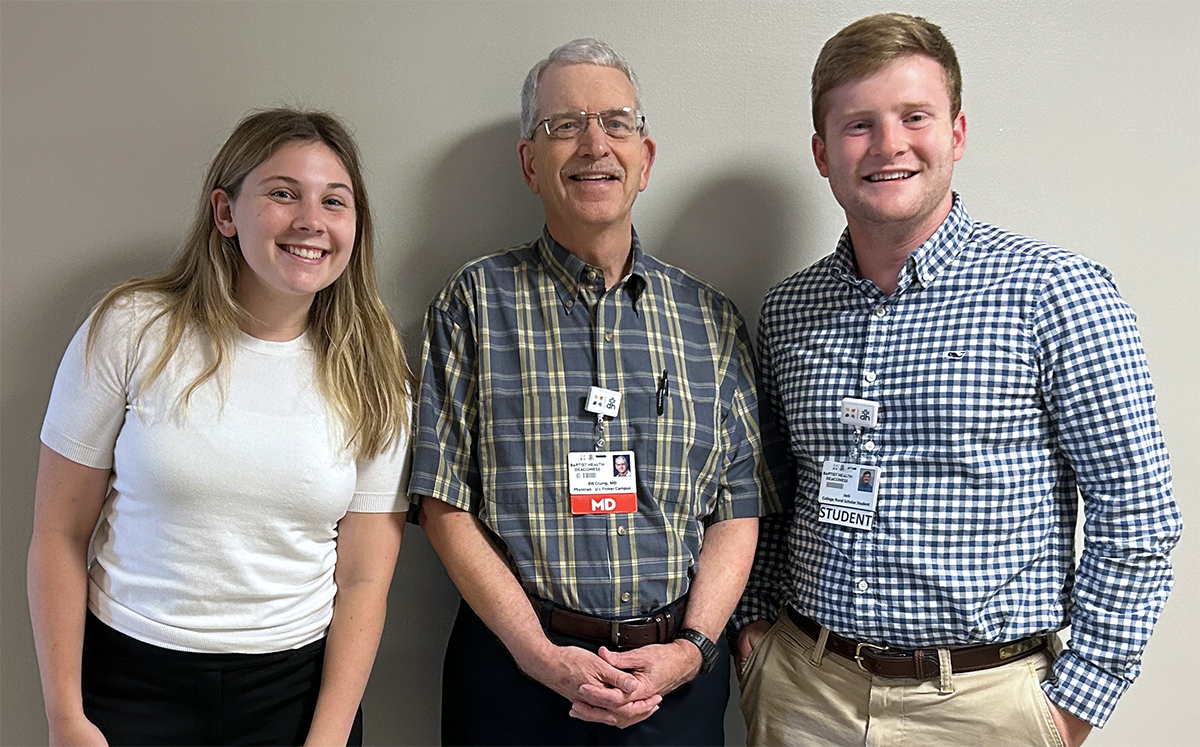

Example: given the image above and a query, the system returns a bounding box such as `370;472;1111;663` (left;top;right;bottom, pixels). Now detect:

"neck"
847;197;953;296
547;218;634;290
234;285;312;342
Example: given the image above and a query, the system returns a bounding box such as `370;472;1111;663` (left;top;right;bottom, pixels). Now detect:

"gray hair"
520;38;647;139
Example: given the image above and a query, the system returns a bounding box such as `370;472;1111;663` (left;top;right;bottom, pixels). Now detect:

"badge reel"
569;387;636;514
818;397;883;530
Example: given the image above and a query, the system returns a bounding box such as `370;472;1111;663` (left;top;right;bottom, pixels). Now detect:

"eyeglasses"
534;108;646;140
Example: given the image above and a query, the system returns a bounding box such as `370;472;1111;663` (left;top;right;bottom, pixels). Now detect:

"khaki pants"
739;610;1066;747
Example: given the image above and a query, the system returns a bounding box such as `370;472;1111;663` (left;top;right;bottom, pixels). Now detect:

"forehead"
825;54;952;114
537;63;637;114
251;140;349;179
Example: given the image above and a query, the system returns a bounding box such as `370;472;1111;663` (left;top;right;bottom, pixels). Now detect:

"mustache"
561;160;626;180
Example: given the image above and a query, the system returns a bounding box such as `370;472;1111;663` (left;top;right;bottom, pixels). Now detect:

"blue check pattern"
734;197;1181;727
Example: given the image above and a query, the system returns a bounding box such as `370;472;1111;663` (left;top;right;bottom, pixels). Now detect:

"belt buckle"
854;641;889;673
610;619;622;648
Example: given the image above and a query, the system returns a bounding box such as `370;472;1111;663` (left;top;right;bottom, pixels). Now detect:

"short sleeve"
348;406;413;514
40;301;140;469
408;295;484;514
708;312;770;524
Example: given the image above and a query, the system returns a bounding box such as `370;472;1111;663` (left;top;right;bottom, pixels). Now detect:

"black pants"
441;600;729;746
81;611;363;746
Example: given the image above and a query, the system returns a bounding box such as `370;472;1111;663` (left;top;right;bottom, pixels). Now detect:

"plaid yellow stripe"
411;228;773;618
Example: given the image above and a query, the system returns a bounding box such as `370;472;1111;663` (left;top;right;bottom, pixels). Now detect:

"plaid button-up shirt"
411;228;773;618
734;197;1180;727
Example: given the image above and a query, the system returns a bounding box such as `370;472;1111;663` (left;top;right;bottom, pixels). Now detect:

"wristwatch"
676;628;719;674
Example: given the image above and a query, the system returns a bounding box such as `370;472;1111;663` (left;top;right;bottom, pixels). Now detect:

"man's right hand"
518;643;663;728
734;619;772;674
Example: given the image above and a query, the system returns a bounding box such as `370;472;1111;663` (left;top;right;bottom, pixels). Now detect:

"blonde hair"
87;108;411;459
812;13;962;138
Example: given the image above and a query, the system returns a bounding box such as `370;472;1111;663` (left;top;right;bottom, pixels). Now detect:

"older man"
411;39;772;746
735;13;1181;747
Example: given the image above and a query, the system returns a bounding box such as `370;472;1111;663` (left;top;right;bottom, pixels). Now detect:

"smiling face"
212;140;355;326
518;63;655;239
813;54;966;245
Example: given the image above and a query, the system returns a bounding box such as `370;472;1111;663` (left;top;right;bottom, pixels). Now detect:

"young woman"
27;108;412;746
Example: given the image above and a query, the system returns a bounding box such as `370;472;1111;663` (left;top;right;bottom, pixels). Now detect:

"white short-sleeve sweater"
40;293;410;653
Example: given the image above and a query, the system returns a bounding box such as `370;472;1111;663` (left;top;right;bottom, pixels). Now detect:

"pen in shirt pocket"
656;369;669;416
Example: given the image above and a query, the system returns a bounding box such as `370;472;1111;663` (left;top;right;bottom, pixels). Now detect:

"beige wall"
2;1;1196;744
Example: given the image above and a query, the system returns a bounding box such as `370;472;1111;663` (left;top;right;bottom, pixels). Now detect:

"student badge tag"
818;460;882;531
568;451;637;514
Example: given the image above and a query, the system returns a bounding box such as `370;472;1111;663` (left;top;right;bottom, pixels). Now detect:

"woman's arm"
27;445;112;747
303;511;405;746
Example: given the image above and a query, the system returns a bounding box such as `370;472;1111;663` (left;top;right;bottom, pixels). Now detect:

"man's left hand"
1046;697;1092;747
581;639;702;706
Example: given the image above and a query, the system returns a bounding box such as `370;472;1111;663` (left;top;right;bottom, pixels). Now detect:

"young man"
734;13;1180;747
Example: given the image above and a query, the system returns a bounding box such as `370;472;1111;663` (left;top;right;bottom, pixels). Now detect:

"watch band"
676;628;718;674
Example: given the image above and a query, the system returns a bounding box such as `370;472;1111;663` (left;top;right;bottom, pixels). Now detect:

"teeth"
284;245;325;260
866;171;915;182
573;174;614;180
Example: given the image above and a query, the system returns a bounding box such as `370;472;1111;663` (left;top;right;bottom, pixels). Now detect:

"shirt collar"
830;194;973;292
537;226;647;314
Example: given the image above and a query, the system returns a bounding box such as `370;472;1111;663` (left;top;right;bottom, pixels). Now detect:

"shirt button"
862;440;876;451
604;332;613;342
873;306;886;318
596;438;605;447
621;592;632;603
856;579;869;592
864;371;877;383
617;525;627;536
567;299;575;309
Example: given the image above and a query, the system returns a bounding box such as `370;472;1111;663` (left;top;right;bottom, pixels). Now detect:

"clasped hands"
535;639;702;729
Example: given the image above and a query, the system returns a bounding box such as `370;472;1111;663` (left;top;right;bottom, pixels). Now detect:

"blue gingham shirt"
411;228;771;618
734;197;1180;727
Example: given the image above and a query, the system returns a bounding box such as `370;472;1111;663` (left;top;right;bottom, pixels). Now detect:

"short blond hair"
812;13;961;138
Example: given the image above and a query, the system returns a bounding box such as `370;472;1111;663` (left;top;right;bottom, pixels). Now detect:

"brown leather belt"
787;607;1048;679
530;594;686;650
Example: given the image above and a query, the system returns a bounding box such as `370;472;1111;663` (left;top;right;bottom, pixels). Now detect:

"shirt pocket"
628;375;718;507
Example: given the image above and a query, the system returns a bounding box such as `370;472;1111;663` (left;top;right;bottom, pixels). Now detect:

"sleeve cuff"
1041;648;1131;728
40;426;114;470
347;490;410;514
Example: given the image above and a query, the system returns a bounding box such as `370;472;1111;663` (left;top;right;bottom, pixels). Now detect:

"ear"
637;136;656;192
212;190;237;237
951;111;967;162
518;139;540;194
812;133;830;178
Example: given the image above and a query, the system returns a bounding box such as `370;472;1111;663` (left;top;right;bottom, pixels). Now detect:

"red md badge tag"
568;451;637;514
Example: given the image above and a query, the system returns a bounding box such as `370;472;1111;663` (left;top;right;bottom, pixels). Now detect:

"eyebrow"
841;101;937;118
259;175;353;192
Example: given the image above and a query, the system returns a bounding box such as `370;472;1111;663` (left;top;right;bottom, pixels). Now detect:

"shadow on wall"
0;243;169;747
393;117;545;330
656;172;813;333
654;171;818;747
361;117;544;745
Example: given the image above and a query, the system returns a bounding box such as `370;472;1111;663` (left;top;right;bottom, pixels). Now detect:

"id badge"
568;451;637;514
818;460;882;530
